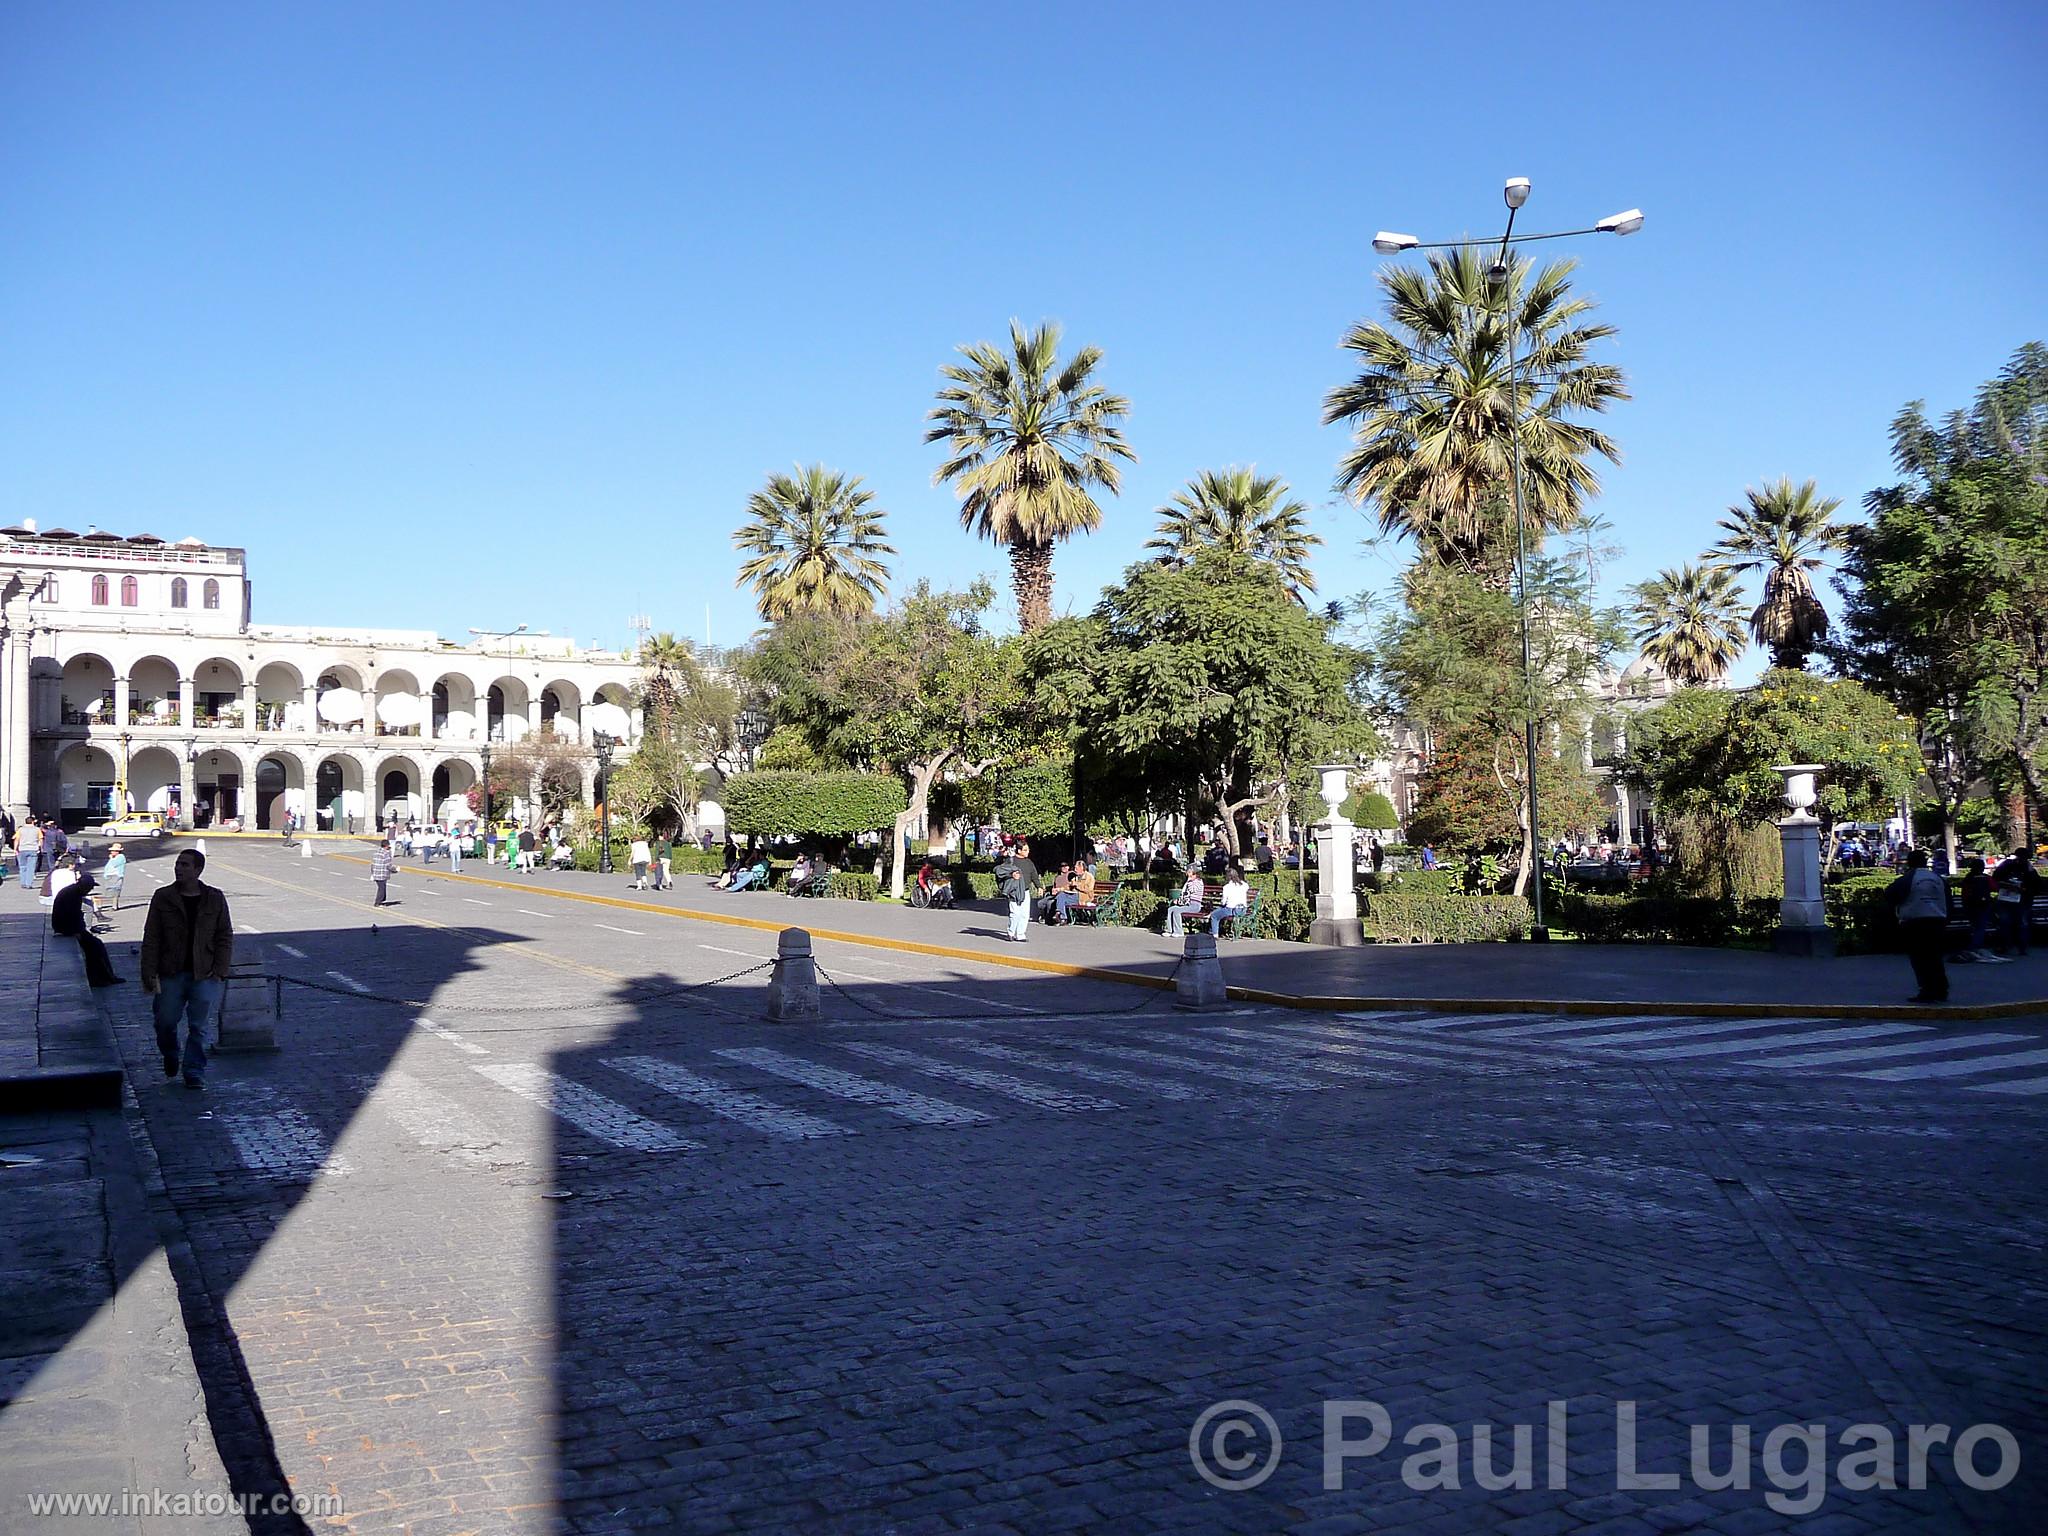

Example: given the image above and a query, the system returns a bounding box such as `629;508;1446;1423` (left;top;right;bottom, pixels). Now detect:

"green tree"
1322;247;1628;584
1406;726;1606;875
1628;561;1748;685
1620;671;1920;832
733;464;894;622
1378;559;1617;895
1024;548;1378;858
1144;467;1322;598
1341;789;1400;831
1709;478;1847;670
926;320;1136;632
1833;343;2048;857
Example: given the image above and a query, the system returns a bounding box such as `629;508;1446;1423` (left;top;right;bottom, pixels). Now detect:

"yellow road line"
311;854;2045;1022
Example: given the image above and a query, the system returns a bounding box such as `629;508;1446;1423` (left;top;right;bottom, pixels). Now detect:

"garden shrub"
724;770;906;837
1363;891;1532;943
827;870;879;901
1549;890;1738;946
1826;870;1906;954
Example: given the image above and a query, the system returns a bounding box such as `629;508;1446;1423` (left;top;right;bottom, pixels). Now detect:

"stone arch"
57;742;118;829
125;654;180;726
539;678;582;742
430;757;479;824
191;656;245;730
587;682;637;743
313;754;367;832
255;661;307;732
253;752;309;830
189;743;249;827
315;664;369;735
486;676;532;743
432;673;480;744
372;667;425;738
58;652;117;726
126;745;181;818
372;753;426;828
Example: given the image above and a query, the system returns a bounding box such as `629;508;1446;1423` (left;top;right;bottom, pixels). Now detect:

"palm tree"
926;320;1135;631
1628;562;1748;685
733;464;894;622
1145;467;1323;598
1322;247;1628;584
1709;478;1847;669
637;631;700;728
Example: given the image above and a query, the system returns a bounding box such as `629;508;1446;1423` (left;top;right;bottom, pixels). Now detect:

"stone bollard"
214;959;280;1052
300;840;313;860
1175;931;1229;1011
766;927;821;1022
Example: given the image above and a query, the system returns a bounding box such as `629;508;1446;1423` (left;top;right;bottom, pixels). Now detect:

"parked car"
97;809;167;839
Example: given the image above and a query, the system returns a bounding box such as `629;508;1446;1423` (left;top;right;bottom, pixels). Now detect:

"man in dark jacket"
52;872;122;988
140;849;235;1090
994;840;1038;944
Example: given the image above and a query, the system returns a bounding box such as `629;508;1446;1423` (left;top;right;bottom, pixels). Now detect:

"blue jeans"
1998;902;2030;954
1209;904;1246;937
18;849;38;890
448;844;462;871
1007;895;1031;941
1164;900;1202;937
153;973;223;1083
731;869;762;892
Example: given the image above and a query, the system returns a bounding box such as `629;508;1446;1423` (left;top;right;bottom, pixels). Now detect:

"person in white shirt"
1209;867;1251;938
628;837;652;888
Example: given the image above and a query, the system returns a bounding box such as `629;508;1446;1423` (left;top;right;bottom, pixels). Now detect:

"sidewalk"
321;851;2048;1020
0;911;240;1535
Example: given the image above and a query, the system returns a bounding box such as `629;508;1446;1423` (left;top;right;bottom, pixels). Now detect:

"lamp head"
1503;177;1531;210
1371;231;1419;254
1596;208;1645;236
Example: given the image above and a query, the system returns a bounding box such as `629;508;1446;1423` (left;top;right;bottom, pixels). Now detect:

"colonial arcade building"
0;523;643;831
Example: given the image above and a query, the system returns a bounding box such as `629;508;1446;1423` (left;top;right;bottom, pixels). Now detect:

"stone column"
241;680;259;734
1;597;31;818
525;693;542;739
1310;764;1362;947
301;682;318;734
177;677;196;730
177;744;197;828
114;674;132;729
419;689;435;742
1771;764;1834;957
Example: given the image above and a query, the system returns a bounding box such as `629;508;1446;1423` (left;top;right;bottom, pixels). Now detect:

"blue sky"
4;1;2043;665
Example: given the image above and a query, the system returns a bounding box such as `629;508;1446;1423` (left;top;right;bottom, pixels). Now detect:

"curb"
312;854;2048;1023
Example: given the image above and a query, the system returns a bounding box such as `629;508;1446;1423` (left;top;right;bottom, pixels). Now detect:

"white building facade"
1;524;644;831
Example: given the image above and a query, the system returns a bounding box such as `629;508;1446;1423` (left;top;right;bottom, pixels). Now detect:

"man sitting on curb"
52;871;123;988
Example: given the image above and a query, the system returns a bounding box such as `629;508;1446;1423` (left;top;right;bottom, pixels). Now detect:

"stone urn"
1770;764;1832;956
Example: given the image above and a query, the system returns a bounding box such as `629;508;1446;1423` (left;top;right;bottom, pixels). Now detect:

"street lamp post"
479;744;493;825
593;731;616;874
1372;181;1642;941
118;731;132;817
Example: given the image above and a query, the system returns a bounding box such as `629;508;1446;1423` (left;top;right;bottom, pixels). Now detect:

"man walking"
995;839;1037;944
52;871;123;988
653;830;673;892
447;823;464;872
1890;849;1951;1003
371;837;397;905
140;849;234;1090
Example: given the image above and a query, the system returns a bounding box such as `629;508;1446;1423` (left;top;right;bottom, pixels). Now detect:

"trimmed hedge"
1363;891;1533;943
724;770;906;837
1826;870;1903;954
1549;891;1738;946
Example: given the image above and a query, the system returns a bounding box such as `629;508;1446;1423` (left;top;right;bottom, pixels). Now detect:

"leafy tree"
1620;671;1920;831
629;632;740;836
992;757;1075;839
926;320;1135;631
1628;561;1748;685
1322;247;1627;584
1833;343;2048;858
1710;478;1847;670
723;770;907;839
1024;547;1378;858
1341;789;1400;831
1144;467;1322;598
488;728;586;825
733;464;894;621
1377;559;1616;895
1406;726;1605;875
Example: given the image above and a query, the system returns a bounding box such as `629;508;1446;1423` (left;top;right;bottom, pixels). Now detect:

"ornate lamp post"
1372;181;1642;940
118;731;132;816
593;730;616;874
479;743;493;825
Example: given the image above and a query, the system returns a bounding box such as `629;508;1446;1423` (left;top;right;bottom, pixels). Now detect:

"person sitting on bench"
1164;869;1205;937
1054;863;1095;923
1209;866;1251;937
726;855;771;892
786;854;819;897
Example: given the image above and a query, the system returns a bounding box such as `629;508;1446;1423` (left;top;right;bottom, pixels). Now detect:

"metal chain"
268;960;773;1014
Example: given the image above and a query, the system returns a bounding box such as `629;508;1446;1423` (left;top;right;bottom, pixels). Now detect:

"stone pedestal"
767;927;820;1022
1311;816;1362;947
213;962;279;1053
1175;932;1228;1011
1770;764;1835;957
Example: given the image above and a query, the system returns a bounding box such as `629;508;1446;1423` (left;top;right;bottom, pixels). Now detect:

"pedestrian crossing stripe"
1760;1032;2030;1068
714;1046;991;1125
1160;1030;1407;1081
1851;1046;2048;1082
219;1105;349;1180
839;1041;1121;1112
1461;1014;1794;1042
1060;1040;1325;1091
939;1038;1203;1100
1631;1023;1928;1061
472;1062;702;1152
605;1055;850;1139
360;1071;505;1164
1265;1019;1539;1063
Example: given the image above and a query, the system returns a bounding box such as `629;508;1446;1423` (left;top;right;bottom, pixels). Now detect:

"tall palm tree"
926;320;1135;631
637;631;700;728
1709;478;1847;670
1628;562;1748;685
1322;247;1628;584
733;464;894;622
1145;467;1323;598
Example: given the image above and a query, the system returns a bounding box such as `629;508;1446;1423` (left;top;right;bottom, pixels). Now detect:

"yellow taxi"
98;809;168;839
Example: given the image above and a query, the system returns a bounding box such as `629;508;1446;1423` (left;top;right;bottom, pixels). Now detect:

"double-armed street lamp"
593;730;617;874
1372;180;1643;941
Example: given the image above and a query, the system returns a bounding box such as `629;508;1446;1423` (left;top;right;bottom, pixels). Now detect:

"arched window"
91;574;109;606
203;579;221;610
120;575;138;606
170;577;187;608
39;575;58;603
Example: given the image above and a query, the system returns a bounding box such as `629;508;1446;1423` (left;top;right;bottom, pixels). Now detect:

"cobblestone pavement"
95;846;2048;1532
